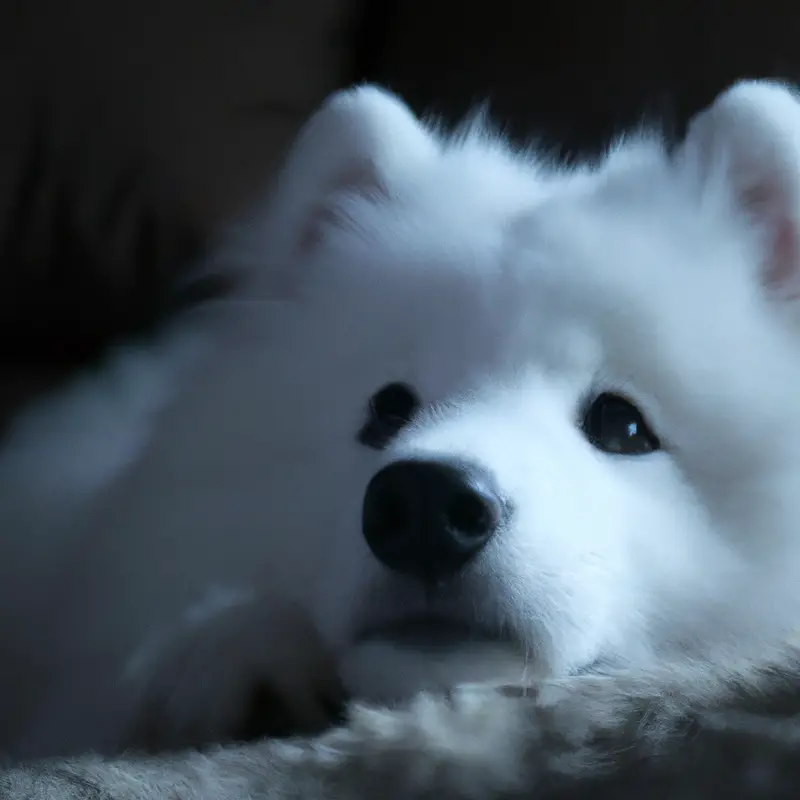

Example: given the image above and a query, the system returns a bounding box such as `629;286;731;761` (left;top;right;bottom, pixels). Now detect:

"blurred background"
0;0;798;422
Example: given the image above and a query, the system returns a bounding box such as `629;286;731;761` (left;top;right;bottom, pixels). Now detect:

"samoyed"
2;77;800;763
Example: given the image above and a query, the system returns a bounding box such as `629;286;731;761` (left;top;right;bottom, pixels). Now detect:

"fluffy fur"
4;674;800;799
2;78;800;775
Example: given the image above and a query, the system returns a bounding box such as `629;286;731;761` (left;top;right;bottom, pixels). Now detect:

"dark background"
358;0;800;155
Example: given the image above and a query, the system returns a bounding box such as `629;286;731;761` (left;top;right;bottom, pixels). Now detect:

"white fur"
3;80;800;760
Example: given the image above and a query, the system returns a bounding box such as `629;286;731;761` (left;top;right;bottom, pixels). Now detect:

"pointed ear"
680;80;800;297
254;85;437;260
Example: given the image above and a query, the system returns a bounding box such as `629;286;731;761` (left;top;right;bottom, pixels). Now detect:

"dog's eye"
582;392;661;455
358;382;419;450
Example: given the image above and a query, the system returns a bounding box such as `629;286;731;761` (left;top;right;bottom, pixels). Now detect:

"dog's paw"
296;684;535;798
125;594;345;753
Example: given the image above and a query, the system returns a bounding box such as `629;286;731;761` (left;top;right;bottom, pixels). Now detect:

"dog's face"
220;82;800;701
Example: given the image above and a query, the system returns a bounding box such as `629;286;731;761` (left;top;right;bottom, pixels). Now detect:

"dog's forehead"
379;146;703;325
303;137;766;397
383;170;696;344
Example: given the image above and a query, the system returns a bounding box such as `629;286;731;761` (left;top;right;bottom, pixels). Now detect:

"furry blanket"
4;673;800;799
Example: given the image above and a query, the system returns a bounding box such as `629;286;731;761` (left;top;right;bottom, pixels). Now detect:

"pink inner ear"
765;215;799;295
741;181;800;297
297;163;387;255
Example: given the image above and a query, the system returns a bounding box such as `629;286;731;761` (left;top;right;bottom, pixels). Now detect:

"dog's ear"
288;86;438;253
680;80;800;298
232;86;437;270
208;86;438;298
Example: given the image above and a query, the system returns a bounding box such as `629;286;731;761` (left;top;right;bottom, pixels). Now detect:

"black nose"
362;458;504;582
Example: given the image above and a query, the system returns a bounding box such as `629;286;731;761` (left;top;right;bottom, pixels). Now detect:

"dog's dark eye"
358;382;419;450
582;392;661;455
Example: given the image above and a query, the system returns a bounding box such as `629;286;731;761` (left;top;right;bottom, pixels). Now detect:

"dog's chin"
338;616;531;705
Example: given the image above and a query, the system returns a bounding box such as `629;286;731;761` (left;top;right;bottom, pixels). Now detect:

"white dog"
3;77;800;768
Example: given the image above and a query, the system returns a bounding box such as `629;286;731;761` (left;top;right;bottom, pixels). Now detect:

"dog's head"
218;81;800;701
